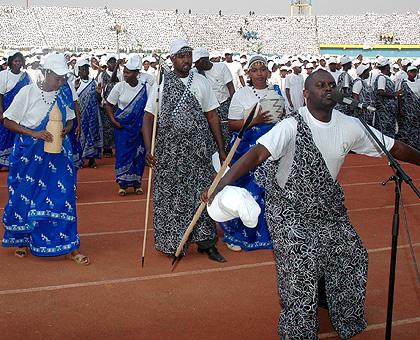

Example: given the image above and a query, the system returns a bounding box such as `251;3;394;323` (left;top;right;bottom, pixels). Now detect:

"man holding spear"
142;39;227;262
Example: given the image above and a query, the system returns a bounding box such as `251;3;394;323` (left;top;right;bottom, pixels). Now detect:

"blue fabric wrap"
78;80;102;159
114;84;148;187
0;72;31;168
221;122;275;250
2;84;80;256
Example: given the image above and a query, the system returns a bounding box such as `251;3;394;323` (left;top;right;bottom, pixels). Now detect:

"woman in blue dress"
2;54;89;265
74;59;103;169
105;55;151;196
0;51;31;169
221;55;285;251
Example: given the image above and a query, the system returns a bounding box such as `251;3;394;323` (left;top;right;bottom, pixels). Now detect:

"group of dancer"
1;42;420;339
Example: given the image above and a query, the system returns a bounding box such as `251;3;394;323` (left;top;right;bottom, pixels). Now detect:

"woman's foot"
88;159;97;168
118;188;127;196
66;250;90;266
134;187;143;195
15;247;30;258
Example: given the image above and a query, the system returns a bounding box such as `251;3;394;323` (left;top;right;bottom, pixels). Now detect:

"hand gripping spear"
141;58;166;268
171;102;259;267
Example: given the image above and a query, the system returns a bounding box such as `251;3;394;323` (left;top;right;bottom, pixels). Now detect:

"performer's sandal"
118;188;127;196
66;252;90;266
15;247;30;258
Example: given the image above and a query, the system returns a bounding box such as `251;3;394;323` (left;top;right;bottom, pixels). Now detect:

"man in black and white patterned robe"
143;39;227;262
205;70;420;339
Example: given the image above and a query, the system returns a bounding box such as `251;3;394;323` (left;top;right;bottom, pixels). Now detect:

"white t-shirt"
257;106;394;187
406;80;420;98
0;70;31;95
368;68;381;87
329;70;342;83
352;78;365;95
377;74;391;90
224;61;245;90
107;74;152;110
3;83;75;129
75;77;97;95
193;62;233;104
228;86;266;120
145;72;219;115
395;70;408;91
27;68;44;85
284;73;305;111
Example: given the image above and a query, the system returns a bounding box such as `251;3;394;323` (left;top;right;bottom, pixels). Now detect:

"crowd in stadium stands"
1;6;420;53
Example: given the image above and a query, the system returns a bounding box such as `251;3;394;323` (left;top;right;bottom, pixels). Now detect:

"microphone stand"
355;115;420;340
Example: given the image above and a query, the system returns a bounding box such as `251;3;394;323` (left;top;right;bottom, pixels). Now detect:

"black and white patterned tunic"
152;71;217;255
372;74;397;138
335;71;354;116
101;71;117;150
353;78;375;125
397;80;420;150
217;97;232;151
254;112;368;340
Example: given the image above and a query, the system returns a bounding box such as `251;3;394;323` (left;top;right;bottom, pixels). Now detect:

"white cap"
328;57;338;64
192;47;209;63
377;57;389;67
352;59;361;64
280;65;289;71
305;63;314;69
392;63;400;69
291;60;302;68
206;186;261;228
407;65;418;72
413;59;420;67
223;48;233;55
356;63;370;76
43;53;70;76
125;55;142;70
5;50;21;59
240;57;247;64
401;59;411;67
169;39;191;56
340;56;352;65
105;53;117;63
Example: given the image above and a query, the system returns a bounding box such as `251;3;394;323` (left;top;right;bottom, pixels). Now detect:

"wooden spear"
171;102;259;267
141;58;165;268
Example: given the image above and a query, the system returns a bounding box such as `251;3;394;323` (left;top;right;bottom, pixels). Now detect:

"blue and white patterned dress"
2;84;80;256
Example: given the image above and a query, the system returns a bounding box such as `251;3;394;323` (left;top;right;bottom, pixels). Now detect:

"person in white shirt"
224;48;245;90
203;69;420;340
142;39;227;263
106;55;151;196
193;47;235;149
327;57;342;83
352;63;374;124
335;56;354;116
372;57;399;138
397;65;420;150
74;59;103;168
285;61;305;113
97;55;122;157
394;59;410;91
0;51;31;169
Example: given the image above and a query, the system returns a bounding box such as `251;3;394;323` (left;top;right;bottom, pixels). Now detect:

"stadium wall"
320;44;420;58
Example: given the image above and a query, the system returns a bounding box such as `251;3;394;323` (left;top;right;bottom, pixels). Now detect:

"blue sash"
114;83;148;187
78;79;103;159
0;72;31;168
62;82;83;169
221;122;275;250
2;85;80;256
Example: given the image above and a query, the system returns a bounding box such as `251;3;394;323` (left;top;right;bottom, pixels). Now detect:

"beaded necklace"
40;82;58;106
251;85;268;100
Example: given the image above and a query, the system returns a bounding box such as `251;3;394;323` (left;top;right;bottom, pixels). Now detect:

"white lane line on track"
348;203;420;212
342;179;419;187
0;244;418;296
319;317;420;338
0;262;274;295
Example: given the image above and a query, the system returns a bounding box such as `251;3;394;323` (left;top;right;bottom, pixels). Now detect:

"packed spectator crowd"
1;5;420;54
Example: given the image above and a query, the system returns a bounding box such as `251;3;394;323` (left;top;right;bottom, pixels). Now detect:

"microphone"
331;91;376;112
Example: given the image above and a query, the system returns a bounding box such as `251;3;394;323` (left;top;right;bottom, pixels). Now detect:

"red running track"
0;154;419;340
